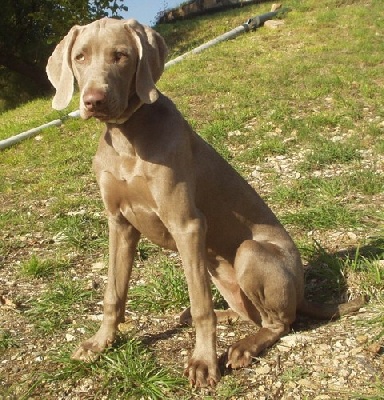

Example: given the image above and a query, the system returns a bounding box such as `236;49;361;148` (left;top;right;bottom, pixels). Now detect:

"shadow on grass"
303;237;384;303
140;326;186;346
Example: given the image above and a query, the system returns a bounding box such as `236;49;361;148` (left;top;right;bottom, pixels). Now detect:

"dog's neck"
105;93;144;125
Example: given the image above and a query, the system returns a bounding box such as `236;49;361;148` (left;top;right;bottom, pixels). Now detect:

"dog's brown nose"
83;89;106;111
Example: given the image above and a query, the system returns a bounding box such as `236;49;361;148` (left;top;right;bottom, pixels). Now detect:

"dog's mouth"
80;108;110;121
93;114;110;121
83;110;129;124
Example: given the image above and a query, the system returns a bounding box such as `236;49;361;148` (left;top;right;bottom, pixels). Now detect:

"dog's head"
46;18;168;123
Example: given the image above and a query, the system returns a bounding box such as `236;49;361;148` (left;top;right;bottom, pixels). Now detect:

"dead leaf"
0;294;17;309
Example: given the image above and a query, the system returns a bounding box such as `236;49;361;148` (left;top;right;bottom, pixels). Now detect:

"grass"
129;256;190;313
26;278;94;333
280;366;309;383
1;0;383;398
20;339;186;400
20;255;71;278
0;330;16;351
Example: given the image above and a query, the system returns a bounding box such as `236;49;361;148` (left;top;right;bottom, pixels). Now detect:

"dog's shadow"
301;238;382;303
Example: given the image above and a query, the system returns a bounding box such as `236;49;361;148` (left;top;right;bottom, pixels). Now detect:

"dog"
46;18;363;387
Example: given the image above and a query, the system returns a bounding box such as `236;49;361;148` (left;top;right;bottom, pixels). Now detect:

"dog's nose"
83;89;106;111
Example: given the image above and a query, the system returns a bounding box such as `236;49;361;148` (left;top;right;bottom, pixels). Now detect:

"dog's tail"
297;295;366;320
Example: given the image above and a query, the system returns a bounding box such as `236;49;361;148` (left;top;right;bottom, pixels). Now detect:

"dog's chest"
96;151;176;250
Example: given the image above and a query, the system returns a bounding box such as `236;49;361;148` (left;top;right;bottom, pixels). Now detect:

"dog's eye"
114;52;127;63
75;53;85;63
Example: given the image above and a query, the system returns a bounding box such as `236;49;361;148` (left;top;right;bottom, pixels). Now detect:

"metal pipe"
165;8;291;69
0;112;79;150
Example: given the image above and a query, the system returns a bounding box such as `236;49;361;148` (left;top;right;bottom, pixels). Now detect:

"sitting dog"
46;18;363;387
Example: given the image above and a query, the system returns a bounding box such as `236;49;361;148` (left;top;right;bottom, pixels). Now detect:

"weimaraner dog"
46;18;363;387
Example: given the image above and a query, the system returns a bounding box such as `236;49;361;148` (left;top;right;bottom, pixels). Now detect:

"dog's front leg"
174;215;220;387
72;214;140;361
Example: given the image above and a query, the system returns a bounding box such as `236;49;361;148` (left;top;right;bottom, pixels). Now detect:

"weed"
281;203;361;231
298;138;361;172
98;340;185;399
0;330;16;351
281;366;309;383
137;239;159;261
129;257;189;313
303;240;348;299
50;213;107;252
26;279;93;333
352;380;384;400
19;255;70;278
38;340;186;399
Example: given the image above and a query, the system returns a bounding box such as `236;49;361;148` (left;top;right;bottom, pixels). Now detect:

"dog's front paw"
184;357;221;388
226;338;253;369
72;342;101;362
71;329;116;362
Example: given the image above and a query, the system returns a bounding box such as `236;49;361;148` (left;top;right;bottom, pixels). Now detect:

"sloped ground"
1;0;383;398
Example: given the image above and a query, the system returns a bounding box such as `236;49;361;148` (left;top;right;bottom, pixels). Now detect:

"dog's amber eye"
114;52;126;63
75;53;85;63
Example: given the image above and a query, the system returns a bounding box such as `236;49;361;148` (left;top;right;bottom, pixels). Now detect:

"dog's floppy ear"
125;20;168;104
46;26;80;110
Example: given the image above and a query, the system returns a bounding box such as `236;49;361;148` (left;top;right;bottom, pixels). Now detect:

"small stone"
351;347;363;356
356;335;368;344
271;3;282;12
88;314;103;321
276;344;291;353
65;333;75;342
227;130;242;137
255;365;271;375
347;232;357;241
92;261;106;271
367;342;383;355
298;378;313;388
264;20;285;29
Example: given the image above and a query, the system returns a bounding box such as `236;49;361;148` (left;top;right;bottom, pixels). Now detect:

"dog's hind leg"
180;258;261;326
226;239;300;369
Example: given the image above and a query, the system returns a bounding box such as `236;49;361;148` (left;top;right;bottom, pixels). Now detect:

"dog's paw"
71;330;115;362
226;340;253;369
71;343;101;362
184;357;221;388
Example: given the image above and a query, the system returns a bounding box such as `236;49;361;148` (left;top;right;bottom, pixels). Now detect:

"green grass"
0;330;16;352
352;381;384;400
129;256;190;313
280;366;309;383
20;339;186;400
1;0;383;398
20;255;71;278
26;278;94;333
96;340;186;399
